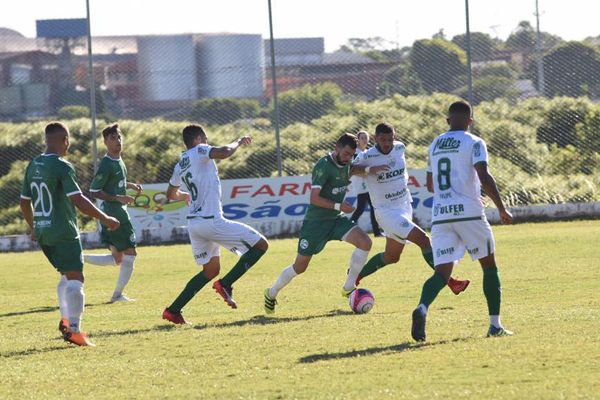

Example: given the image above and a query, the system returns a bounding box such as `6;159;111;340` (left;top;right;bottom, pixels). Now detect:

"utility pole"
535;0;545;96
465;0;473;106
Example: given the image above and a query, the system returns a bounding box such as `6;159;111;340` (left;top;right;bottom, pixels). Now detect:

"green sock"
360;252;389;278
169;271;210;313
422;247;435;270
221;247;266;287
418;272;447;308
483;267;502;315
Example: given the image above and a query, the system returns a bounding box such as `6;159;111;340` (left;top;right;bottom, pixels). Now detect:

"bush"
57;105;90;120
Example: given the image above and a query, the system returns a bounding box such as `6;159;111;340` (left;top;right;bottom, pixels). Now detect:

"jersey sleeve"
89;160;110;192
311;160;328;189
472;139;489;167
169;162;182;187
20;163;32;200
352;150;366;167
61;164;82;197
198;144;213;162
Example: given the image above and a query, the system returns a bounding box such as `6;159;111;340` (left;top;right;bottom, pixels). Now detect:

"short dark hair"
357;130;368;140
102;122;121;140
45;121;69;136
182;124;206;148
336;133;358;149
375;122;394;136
448;100;472;117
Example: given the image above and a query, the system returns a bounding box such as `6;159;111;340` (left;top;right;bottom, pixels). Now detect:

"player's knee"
203;267;220;280
360;236;372;251
293;263;308;274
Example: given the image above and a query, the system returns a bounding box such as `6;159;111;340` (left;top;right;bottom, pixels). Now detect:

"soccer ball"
349;288;375;314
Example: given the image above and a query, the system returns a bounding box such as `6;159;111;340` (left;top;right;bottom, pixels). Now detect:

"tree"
378;63;423;97
478;63;516;79
409;39;466;94
506;20;563;53
274;83;341;127
458;76;518;105
58;105;89;119
541;41;600;98
452;32;496;61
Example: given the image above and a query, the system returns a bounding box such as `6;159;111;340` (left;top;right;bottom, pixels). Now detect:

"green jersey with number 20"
427;130;488;224
20;154;82;246
305;154;351;220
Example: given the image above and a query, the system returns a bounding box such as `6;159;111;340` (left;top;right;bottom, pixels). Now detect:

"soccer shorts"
40;239;84;272
374;204;416;244
431;217;496;265
297;215;357;257
187;216;264;265
100;217;137;252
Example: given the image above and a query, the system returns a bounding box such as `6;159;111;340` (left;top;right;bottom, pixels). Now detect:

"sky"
1;0;599;52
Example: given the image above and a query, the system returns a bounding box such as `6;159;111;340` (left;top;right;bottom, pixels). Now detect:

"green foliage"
542;41;600;98
57;105;90;120
537;97;594;147
505;21;563;53
274;83;342;127
378;63;423;97
190;98;261;125
478;63;516;79
458;76;518;105
409;39;467;94
452;32;496;60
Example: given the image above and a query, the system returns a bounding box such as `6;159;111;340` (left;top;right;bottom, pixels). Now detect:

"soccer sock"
169;271;210;313
418;272;447;309
360;252;389;278
57;275;68;319
344;248;370;291
112;255;136;298
65;280;85;333
421;247;435;270
84;254;117;266
490;315;502;329
483;267;502;325
268;265;297;299
221;247;266;287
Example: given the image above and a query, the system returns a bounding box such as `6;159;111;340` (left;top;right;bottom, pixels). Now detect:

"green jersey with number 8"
20;154;82;246
427;130;489;224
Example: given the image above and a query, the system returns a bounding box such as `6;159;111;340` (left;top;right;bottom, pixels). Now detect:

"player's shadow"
1;345;71;359
298;337;468;364
0;303;102;319
193;309;355;330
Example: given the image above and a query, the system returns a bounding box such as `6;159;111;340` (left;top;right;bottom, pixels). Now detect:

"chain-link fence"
1;1;599;235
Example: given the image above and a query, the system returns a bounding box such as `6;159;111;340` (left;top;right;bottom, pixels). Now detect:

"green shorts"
297;215;357;256
101;217;137;252
40;240;84;272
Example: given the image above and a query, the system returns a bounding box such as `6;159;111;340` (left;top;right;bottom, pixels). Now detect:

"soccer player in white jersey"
411;101;513;342
352;122;470;294
162;124;269;325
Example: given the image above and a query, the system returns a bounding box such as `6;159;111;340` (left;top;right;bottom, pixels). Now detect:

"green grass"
1;220;599;399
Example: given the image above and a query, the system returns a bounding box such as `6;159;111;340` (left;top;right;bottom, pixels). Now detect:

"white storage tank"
137;35;198;101
197;34;265;98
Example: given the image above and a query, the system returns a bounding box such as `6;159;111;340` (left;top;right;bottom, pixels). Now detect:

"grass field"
1;220;599;399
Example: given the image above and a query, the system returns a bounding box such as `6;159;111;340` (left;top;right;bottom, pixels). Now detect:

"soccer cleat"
162;308;191;325
264;288;277;315
58;318;69;334
63;331;96;347
110;294;135;303
212;280;237;309
487;325;514;337
411;307;427;342
341;286;356;298
447;277;470;296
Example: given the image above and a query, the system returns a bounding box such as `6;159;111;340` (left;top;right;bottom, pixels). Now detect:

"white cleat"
110;294;135;303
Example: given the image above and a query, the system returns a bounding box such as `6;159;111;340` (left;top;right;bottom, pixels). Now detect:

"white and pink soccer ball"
349;288;375;314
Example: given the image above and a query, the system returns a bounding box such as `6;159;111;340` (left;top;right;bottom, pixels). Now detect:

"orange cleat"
212;280;237;309
58;318;69;334
162;308;191;325
448;277;471;295
63;331;96;347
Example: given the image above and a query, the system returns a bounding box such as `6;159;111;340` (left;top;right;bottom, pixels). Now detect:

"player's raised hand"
368;165;391;174
238;136;252;146
130;183;143;195
104;216;121;231
341;201;355;213
116;195;135;205
499;209;513;225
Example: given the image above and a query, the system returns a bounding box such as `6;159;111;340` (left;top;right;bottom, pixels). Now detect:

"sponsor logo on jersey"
401;220;409;228
179;157;191;170
433;137;461;153
194;252;208;260
198;147;207;155
436;246;455;258
433;203;465;216
119;180;125;188
377;168;405;182
388;158;397;168
365;153;380;159
384;188;407;200
439;192;452;199
300;239;309;249
130;233;136;243
467;247;479;255
332;186;349;195
474;142;481;157
395;143;405;151
33;220;52;228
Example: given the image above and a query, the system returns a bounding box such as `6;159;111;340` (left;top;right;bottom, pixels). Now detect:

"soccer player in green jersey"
264;133;390;314
84;123;142;303
20;122;120;347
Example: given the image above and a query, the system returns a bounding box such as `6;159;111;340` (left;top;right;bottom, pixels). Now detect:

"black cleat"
411;308;427;342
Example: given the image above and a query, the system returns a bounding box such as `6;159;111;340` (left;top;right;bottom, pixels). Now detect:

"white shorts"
431;217;495;265
374;204;416;244
187;216;264;265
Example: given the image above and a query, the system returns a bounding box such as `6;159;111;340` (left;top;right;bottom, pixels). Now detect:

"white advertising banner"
125;169;434;238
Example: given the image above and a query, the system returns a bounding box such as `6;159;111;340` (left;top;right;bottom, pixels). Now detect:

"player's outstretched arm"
209;136;252;160
70;193;120;230
474;163;513;225
349;164;390;177
90;189;135;205
309;187;354;213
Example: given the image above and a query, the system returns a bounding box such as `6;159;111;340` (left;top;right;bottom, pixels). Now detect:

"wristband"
334;203;341;211
365;166;371;173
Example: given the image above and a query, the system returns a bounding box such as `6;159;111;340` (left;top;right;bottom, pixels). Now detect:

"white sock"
344;248;370;291
417;304;427;315
112;255;136;298
57;275;68;319
84;254;116;266
66;280;85;333
490;315;502;328
268;265;298;299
